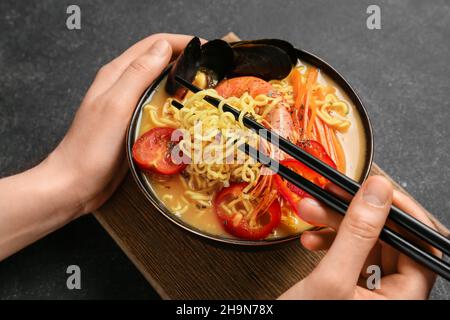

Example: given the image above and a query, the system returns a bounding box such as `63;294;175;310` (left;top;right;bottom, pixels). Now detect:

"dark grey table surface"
0;0;449;299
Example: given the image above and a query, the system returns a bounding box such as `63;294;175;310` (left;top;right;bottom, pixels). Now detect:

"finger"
112;33;201;67
360;242;382;278
379;191;429;276
377;274;430;299
300;206;383;279
297;197;342;230
102;39;172;118
393;189;439;250
380;240;400;275
86;34;201;101
301;228;336;251
313;176;393;288
389;190;440;287
394;190;440;258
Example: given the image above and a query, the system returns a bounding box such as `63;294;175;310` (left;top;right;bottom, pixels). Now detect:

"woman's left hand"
0;33;197;261
45;33;196;217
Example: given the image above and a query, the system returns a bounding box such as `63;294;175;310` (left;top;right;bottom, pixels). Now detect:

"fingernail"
297;197;320;213
148;39;170;57
362;178;390;207
302;197;322;207
297;198;321;225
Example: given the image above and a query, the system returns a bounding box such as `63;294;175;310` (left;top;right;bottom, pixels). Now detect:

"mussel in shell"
200;39;234;82
165;37;296;98
230;39;297;65
166;37;201;99
229;44;292;80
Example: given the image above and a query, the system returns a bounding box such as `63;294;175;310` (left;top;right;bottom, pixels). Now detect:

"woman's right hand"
279;176;441;299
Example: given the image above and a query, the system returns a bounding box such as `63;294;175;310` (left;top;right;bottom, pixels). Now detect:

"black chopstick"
171;97;450;280
173;75;450;256
239;143;450;281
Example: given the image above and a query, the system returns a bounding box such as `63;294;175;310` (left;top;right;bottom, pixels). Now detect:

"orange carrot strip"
289;69;305;142
312;121;318;141
291;69;301;103
306;98;317;136
315;117;329;155
324;124;337;164
330;128;346;173
297;82;306;110
314;86;325;101
303;67;319;134
291;108;302;143
325;85;336;95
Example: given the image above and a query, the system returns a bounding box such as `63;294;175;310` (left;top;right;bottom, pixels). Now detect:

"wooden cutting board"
93;33;449;300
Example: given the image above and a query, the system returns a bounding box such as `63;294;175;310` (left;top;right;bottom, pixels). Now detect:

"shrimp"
266;102;293;161
215;76;293;163
215;76;294;209
215;76;293;141
267;101;293;141
215;76;273;98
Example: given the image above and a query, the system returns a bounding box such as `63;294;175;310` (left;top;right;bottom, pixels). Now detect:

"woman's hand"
279;176;440;299
0;33;195;261
43;33;197;217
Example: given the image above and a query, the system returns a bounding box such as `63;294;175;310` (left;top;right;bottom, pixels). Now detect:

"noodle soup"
131;38;370;242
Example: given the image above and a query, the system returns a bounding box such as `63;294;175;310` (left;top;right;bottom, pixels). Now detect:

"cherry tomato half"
213;183;281;240
274;141;336;214
132;127;187;175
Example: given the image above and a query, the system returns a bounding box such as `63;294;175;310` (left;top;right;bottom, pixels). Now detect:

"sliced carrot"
291;69;306;110
313;85;325;101
291;69;301;101
314;117;329;155
324;124;337;164
312;120;319;141
325;85;336;95
303;67;319;135
289;69;304;142
330;128;346;173
306;98;317;136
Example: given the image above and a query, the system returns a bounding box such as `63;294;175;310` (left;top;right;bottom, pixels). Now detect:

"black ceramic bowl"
126;47;374;246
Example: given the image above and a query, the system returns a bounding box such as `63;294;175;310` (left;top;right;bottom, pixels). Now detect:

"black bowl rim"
126;46;374;246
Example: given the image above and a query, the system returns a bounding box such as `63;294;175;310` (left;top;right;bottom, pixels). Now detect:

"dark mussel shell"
166;37;201;98
231;39;297;65
230;44;293;80
200;39;234;83
165;38;297;97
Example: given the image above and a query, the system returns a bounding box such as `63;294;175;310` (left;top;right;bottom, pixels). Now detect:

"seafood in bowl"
128;38;372;243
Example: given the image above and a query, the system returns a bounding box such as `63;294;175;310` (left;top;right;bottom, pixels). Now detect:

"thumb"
106;39;172;109
313;176;393;287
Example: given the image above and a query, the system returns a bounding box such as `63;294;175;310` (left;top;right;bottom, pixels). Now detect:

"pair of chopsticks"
171;76;450;281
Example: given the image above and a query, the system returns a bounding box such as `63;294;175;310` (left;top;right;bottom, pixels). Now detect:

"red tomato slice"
274;141;336;215
132;127;187;175
213;183;281;240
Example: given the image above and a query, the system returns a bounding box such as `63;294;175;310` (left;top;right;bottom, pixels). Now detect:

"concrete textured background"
0;0;449;299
